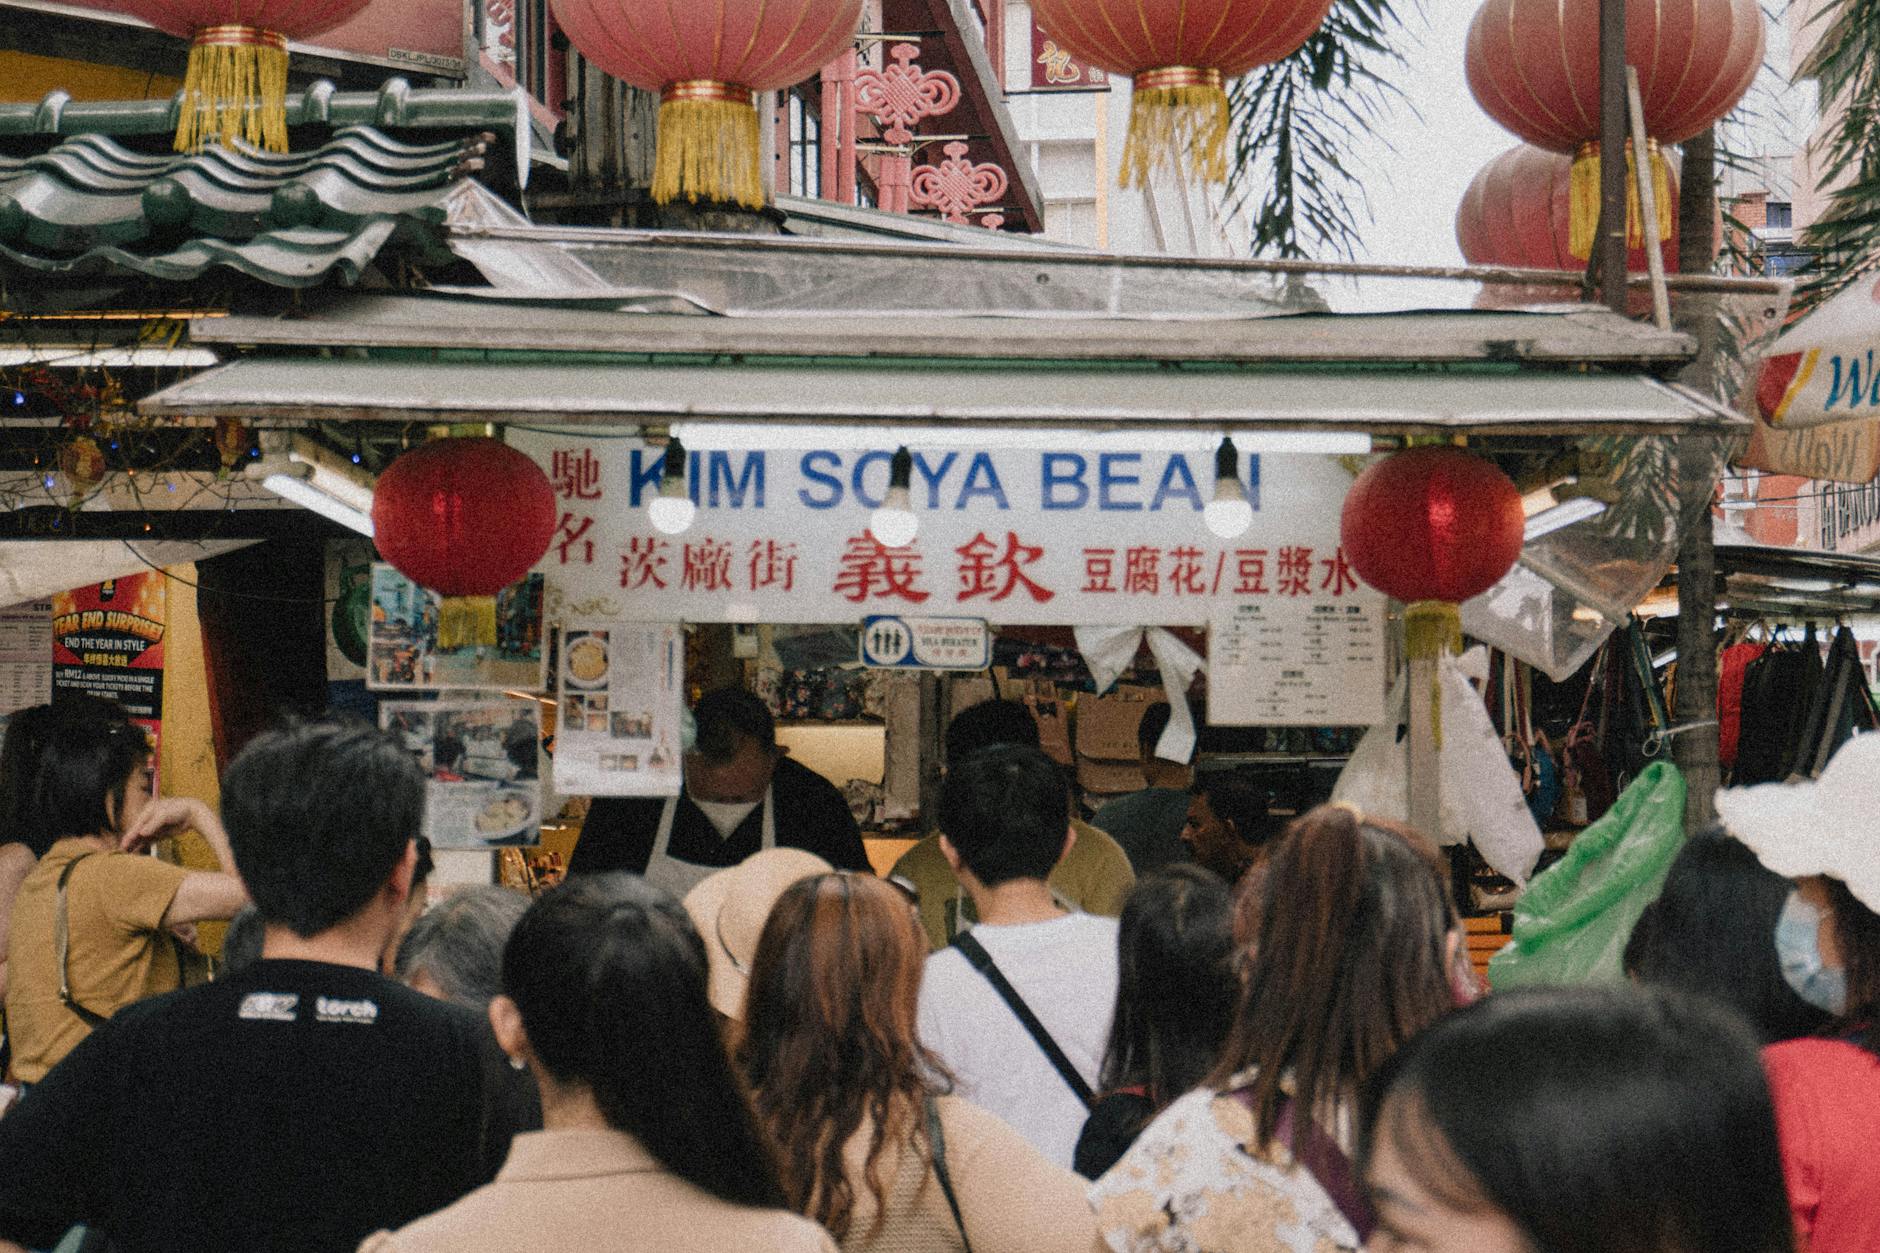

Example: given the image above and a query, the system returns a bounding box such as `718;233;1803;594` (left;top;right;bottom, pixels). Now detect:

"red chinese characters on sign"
555;513;596;565
1074;544;1361;598
834;535;932;604
1030;18;1108;90
682;540;735;592
621;538;670;590
749;540;798;592
958;532;1054;603
551;448;602;501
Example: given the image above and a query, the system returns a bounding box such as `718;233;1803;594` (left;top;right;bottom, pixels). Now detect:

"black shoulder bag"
949;931;1094;1108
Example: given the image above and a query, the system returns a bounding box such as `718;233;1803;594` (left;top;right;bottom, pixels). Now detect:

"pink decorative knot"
854;43;961;144
910;141;1008;223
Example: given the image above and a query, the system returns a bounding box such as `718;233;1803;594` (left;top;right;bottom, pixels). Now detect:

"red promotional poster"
52;573;166;774
1030;18;1107;90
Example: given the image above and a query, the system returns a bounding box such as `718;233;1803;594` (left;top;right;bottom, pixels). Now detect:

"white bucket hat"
1716;733;1880;913
682;847;833;1021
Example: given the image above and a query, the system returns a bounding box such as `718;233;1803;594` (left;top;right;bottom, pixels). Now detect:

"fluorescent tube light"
259;468;375;536
1524;497;1607;541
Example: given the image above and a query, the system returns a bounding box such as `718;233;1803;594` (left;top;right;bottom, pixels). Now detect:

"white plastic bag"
1332;647;1544;883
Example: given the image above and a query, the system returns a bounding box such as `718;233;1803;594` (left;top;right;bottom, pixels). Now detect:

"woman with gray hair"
394;885;531;1009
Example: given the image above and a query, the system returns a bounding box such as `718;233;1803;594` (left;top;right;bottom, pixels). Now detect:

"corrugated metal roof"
140;356;1746;434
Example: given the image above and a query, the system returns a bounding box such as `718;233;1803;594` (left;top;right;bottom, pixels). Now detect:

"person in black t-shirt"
0;718;540;1253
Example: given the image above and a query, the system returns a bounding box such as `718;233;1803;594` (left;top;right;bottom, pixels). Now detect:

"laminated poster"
52;575;165;773
381;699;544;849
552;622;684;798
0;599;53;722
366;564;548;693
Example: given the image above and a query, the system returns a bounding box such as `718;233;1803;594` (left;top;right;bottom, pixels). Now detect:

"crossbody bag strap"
949;932;1094;1108
1229;1088;1375;1243
924;1093;972;1253
54;854;110;1029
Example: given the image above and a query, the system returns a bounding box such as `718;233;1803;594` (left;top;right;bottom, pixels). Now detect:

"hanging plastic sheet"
1487;761;1686;988
1332;646;1544;883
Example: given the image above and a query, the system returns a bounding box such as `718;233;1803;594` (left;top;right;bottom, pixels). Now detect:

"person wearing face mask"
568;687;869;894
1715;733;1880;1253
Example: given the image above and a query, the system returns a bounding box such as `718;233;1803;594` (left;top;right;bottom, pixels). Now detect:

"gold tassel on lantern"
652;81;764;209
436;596;499;652
1121;67;1229;189
1567;139;1673;261
175;24;291;153
1403;600;1463;750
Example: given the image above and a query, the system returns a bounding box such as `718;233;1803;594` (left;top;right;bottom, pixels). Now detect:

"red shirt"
1763;1037;1880;1253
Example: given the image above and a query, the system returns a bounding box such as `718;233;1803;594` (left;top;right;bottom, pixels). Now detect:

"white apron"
643;787;776;900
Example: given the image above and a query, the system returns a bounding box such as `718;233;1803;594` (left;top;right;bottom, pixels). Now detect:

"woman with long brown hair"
739;873;1096;1252
1089;804;1461;1252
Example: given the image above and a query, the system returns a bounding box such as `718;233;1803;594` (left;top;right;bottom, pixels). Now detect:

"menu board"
381;699;543;848
0;600;52;718
1208;599;1387;727
552;622;684;797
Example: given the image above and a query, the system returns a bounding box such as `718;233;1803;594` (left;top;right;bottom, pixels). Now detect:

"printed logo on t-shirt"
237;992;300;1022
315;996;380;1025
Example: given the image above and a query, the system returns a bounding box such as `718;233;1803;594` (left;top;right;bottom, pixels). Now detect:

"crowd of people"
0;686;1871;1253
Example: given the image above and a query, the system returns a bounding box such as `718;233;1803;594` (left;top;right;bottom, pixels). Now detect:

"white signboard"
553;622;685;797
1208;599;1387;726
861;614;991;670
507;431;1374;627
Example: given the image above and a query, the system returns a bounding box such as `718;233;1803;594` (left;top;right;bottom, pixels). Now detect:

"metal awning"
141;356;1745;434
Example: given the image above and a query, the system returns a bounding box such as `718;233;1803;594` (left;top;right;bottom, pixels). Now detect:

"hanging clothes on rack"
1716;635;1767;772
1789;625;1880;781
1736;624;1825;785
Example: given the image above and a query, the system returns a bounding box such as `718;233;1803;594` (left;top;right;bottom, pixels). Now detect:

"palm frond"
1224;0;1417;260
1793;0;1880;310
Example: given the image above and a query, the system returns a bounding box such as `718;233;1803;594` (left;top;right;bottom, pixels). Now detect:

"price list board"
0;601;53;717
1208;598;1387;726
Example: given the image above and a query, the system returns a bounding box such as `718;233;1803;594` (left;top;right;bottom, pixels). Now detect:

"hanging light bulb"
647;435;698;535
870;446;920;548
1204;436;1254;539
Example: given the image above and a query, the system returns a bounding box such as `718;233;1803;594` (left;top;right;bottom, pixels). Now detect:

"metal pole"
1598;0;1628;314
1625;67;1671;331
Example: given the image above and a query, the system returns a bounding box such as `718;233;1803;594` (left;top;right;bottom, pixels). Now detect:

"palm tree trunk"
1673;127;1722;832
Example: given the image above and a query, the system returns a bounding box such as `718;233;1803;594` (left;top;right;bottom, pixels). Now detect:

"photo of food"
562;695;584;725
584;694;608;713
565;632;609;687
610;711;653;739
474;789;535;844
585;713;608;732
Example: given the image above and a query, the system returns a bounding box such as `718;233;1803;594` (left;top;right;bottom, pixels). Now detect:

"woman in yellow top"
6;701;247;1081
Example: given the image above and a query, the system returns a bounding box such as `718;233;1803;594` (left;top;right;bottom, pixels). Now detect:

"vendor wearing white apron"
569;687;870;886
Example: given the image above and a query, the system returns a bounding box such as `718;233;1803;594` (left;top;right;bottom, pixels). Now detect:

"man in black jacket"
0;718;539;1253
570;686;869;894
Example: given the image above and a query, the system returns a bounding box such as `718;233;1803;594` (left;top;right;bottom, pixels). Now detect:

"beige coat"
838;1095;1100;1253
359;1127;837;1253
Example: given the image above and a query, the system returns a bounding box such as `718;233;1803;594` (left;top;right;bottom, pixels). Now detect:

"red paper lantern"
1339;448;1523;607
1464;0;1761;258
1457;144;1680;273
119;0;373;151
552;0;863;208
1030;0;1333;186
372;438;557;597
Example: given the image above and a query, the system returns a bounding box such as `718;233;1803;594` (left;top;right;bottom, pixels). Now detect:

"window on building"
788;89;821;199
1766;201;1793;230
